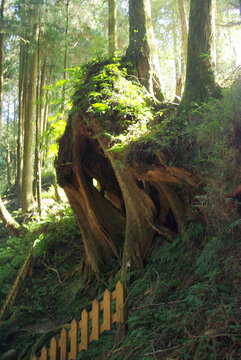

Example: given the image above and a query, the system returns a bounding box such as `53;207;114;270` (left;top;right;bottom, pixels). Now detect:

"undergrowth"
0;65;241;359
74;226;241;360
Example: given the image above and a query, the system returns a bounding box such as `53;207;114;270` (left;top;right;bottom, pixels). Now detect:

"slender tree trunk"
22;29;38;213
126;0;164;100
108;0;117;57
0;196;22;237
0;0;6;135
172;12;182;99
33;40;40;200
178;0;188;65
13;99;17;182
62;0;69;114
6;102;11;190
180;0;216;109
34;58;46;215
212;0;217;72
41;66;50;167
16;41;27;204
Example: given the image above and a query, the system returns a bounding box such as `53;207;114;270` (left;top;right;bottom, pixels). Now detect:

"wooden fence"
32;281;127;360
0;251;34;326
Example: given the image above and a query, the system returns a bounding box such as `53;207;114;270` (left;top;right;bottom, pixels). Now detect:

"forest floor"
0;186;241;359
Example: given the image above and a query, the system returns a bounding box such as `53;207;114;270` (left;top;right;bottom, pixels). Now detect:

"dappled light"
0;0;241;358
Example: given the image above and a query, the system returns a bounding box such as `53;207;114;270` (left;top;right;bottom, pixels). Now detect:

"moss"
71;59;158;152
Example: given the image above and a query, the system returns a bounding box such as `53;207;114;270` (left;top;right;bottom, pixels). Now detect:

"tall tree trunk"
172;11;182;100
108;0;117;57
0;196;22;237
13;99;17;182
0;0;6;135
33;40;40;200
41;66;50;167
16;41;27;205
178;0;188;65
180;0;216;109
22;30;38;213
62;0;69;115
6;102;11;190
126;0;164;100
34;58;46;216
212;0;217;72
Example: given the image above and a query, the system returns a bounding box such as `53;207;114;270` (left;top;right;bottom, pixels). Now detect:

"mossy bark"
108;0;117;57
0;0;5;135
126;0;164;100
180;0;216;109
22;29;38;213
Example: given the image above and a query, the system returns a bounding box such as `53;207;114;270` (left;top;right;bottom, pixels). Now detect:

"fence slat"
79;309;88;351
40;346;47;360
68;319;78;360
59;328;67;360
115;281;127;342
89;299;99;342
115;281;125;323
49;337;58;360
31;282;127;360
100;289;111;333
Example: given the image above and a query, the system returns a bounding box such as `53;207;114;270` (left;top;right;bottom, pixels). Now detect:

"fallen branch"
144;344;182;356
41;262;64;286
132;299;185;311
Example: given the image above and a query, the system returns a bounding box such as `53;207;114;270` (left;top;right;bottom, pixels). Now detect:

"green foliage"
71;59;155;152
106;227;241;359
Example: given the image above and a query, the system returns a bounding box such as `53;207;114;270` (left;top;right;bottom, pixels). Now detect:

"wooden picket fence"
32;281;127;360
0;251;34;326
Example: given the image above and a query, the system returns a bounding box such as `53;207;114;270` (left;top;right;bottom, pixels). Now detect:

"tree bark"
0;0;6;135
22;29;38;213
6;102;11;190
178;0;188;65
16;41;26;205
126;0;164;100
180;0;216;109
56;115;126;280
108;0;117;57
13;99;17;182
212;0;217;71
62;0;69;115
172;11;182;100
90;119;156;273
